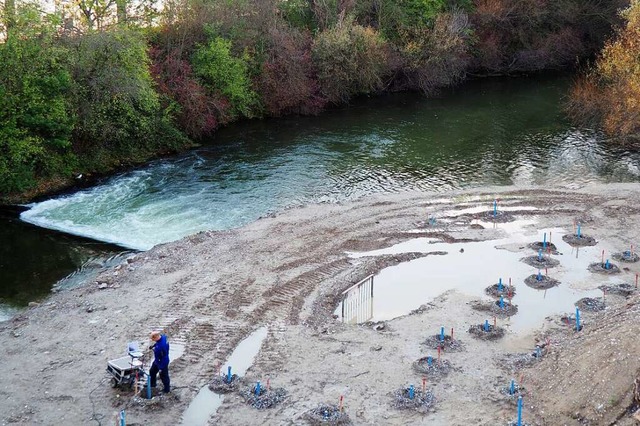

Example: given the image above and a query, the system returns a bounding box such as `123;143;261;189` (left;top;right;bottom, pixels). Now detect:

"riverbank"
1;184;639;425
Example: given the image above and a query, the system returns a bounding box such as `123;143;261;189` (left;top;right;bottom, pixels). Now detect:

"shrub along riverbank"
0;0;628;201
567;1;640;143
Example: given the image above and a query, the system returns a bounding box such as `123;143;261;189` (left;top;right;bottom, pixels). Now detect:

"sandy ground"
2;184;640;425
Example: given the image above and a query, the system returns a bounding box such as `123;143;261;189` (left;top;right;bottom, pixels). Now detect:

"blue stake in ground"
227;366;232;383
498;278;503;292
577;223;581;238
576;308;581;331
255;381;261;396
409;384;415;400
146;375;151;399
517;396;523;426
120;410;126;426
543;232;547;249
493;200;497;217
484;319;489;332
510;379;515;395
440;326;445;341
500;295;505;309
427;356;433;367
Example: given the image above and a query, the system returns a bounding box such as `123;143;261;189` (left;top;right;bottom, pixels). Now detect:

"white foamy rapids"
19;166;278;250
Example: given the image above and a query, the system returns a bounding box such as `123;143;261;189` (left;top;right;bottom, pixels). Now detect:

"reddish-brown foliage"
149;44;230;139
257;28;326;116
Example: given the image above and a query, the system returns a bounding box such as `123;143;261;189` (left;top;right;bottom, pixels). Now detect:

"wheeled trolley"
107;354;146;389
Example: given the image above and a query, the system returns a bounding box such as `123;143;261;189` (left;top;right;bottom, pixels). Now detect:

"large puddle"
180;327;268;425
337;220;624;333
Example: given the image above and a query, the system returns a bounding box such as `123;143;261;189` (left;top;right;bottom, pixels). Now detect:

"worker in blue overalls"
149;331;170;393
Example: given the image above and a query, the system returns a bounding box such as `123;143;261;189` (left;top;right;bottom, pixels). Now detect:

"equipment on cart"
106;341;147;389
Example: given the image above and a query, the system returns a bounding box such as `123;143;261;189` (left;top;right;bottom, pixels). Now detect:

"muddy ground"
1;184;640;425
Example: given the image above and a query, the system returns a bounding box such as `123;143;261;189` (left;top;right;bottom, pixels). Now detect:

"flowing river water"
2;75;640;316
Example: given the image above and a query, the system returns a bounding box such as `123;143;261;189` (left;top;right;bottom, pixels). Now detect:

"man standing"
149;331;170;393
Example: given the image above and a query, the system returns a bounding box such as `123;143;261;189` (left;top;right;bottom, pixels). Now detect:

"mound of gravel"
304;404;352;425
392;387;436;414
423;334;465;352
468;323;506;340
575;297;606;312
520;255;560;269
412;357;453;379
562;234;597;246
524;274;560;290
587;262;620;274
485;283;516;298
240;385;288;409
209;374;241;393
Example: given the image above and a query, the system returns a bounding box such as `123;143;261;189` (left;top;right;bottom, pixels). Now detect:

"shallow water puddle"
439;205;539;217
180;327;268;425
338;224;624;333
170;343;185;363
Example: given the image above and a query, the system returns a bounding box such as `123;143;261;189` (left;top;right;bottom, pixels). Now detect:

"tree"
0;10;76;193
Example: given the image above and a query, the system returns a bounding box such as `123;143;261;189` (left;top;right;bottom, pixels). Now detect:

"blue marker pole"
493;200;497;217
146;375;151;399
498;278;503;292
536;346;541;358
537;270;542;281
120;410;126;426
576;308;581;331
409;384;415;400
543;232;547;249
538;249;543;262
427;356;433;367
440;326;445;342
510;379;515;395
227;366;232;383
500;295;505;310
517;396;523;426
605;259;610;270
255;381;261;396
484;319;489;332
577;223;581;238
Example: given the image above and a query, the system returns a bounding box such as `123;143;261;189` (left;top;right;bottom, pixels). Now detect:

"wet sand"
1;184;640;425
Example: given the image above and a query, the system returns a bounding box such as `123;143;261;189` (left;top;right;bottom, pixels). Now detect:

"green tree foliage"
312;19;389;104
192;35;259;120
69;29;186;170
0;8;75;193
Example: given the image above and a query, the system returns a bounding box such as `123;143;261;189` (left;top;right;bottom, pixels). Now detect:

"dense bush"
69;29;187;170
312;19;389;104
0;8;75;193
0;0;631;198
192;35;259;120
567;1;640;141
396;10;472;93
470;0;627;74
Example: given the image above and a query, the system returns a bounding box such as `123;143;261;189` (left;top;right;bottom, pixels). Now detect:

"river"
2;75;640;315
